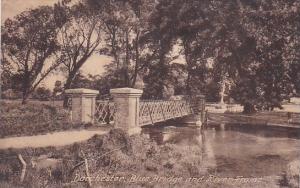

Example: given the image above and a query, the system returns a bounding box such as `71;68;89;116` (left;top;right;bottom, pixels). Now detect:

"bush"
0;101;83;138
32;87;52;101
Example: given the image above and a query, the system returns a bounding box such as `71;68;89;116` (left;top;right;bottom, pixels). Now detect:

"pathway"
0;128;110;149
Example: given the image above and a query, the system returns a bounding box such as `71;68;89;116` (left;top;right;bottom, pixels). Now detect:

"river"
142;123;300;178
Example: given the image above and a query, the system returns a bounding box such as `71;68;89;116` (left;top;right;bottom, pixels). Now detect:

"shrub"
0;101;83;138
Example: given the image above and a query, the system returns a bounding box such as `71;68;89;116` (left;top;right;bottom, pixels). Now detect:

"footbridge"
65;88;205;132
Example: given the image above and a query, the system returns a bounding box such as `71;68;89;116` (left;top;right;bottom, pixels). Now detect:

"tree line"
1;0;300;113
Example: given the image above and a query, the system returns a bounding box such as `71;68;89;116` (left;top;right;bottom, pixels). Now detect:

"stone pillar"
110;88;143;134
65;88;99;124
191;95;206;126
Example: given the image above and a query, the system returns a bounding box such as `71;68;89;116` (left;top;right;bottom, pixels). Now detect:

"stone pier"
65;88;99;123
110;88;143;135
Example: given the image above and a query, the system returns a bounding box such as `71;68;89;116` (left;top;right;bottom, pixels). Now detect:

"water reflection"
141;123;300;177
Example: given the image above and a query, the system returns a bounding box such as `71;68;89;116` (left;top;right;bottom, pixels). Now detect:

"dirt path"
0;128;110;149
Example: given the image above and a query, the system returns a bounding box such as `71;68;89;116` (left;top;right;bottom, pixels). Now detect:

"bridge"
65;88;205;133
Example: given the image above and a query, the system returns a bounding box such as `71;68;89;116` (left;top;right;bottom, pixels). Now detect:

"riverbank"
207;111;300;129
0;128;290;188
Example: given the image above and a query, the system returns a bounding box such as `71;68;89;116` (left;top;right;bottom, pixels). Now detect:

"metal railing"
139;100;193;126
95;100;115;125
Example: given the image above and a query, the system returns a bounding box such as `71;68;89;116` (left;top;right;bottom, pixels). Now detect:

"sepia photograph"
0;0;300;187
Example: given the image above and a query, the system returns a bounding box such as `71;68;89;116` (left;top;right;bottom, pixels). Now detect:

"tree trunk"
21;89;30;104
183;39;193;96
186;72;192;96
243;103;256;114
63;71;77;108
123;31;130;87
131;31;140;88
21;95;28;104
21;73;30;105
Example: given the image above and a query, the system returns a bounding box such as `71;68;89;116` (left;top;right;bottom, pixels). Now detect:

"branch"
84;158;92;187
30;60;60;93
6;52;22;70
18;154;26;183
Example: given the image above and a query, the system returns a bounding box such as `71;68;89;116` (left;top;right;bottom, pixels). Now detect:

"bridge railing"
139;100;193;126
65;88;205;133
95;100;115;125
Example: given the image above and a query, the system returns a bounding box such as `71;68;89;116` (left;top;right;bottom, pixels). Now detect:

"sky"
1;0;111;90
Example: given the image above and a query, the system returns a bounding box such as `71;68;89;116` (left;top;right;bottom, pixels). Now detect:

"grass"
0;100;86;138
286;160;300;188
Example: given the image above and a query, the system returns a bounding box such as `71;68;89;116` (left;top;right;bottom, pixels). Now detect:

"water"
142;123;300;178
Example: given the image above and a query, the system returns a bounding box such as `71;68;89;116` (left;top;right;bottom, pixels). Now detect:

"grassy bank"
208;111;300;127
0;100;85;138
0;129;286;188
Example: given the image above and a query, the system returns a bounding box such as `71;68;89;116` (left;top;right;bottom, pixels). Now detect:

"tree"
157;0;300;112
58;3;103;90
142;0;184;99
86;0;158;87
231;0;300;112
55;2;104;107
1;6;64;104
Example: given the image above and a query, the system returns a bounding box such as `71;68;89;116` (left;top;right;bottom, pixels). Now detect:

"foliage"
57;2;103;91
1;6;65;104
85;0;158;88
0;101;83;138
1;0;300;111
230;0;300;112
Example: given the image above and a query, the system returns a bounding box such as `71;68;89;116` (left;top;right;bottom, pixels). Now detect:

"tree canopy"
1;6;65;103
1;0;299;112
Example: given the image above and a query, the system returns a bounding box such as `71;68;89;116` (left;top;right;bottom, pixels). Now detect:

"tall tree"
86;0;157;87
56;2;104;107
232;0;300;112
142;0;182;98
1;6;64;104
58;3;103;88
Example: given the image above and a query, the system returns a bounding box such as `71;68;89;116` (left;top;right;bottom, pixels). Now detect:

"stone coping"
110;87;143;95
65;88;99;95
